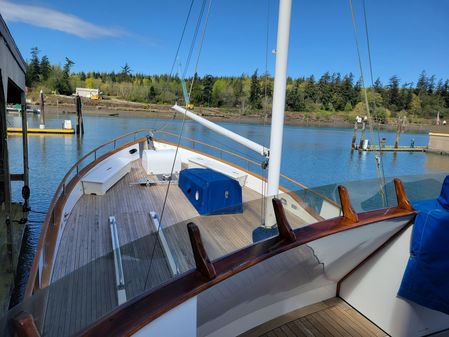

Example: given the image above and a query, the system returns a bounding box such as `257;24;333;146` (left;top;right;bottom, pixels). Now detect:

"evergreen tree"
318;72;332;108
373;78;383;94
416;71;428;96
120;63;132;82
40;55;51;81
202;75;214;106
148;86;156;102
304;75;318;102
27;47;41;84
249;70;261;109
55;57;75;95
388;75;401;110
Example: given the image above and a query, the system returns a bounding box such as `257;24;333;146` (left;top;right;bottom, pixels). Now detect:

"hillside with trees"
25;48;449;124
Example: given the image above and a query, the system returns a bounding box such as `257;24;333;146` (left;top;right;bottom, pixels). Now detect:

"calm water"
6;112;449;300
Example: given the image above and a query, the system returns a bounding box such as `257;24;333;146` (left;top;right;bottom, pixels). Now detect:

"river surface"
6;112;449;300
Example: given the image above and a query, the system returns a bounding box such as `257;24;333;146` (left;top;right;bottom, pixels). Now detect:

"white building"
76;87;99;99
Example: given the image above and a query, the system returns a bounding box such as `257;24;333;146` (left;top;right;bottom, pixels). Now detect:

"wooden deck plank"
46;159;308;336
240;298;388;337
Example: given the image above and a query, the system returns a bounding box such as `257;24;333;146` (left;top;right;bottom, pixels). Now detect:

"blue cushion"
398;175;449;315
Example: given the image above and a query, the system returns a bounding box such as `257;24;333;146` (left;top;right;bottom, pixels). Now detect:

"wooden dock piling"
39;90;45;129
351;120;357;149
394;117;403;149
75;95;84;135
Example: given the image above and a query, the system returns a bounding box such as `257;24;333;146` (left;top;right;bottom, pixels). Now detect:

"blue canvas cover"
179;168;243;215
398;175;449;315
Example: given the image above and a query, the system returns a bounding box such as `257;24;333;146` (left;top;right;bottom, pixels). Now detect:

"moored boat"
2;0;449;336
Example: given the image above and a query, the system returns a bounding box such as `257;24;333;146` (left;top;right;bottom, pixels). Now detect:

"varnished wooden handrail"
272;198;296;242
187;222;216;280
338;185;359;224
394;178;414;211
13;312;41;337
77;205;415;337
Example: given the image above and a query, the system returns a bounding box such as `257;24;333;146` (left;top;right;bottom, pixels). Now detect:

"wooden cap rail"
12;312;41;337
394;178;414;211
77;179;416;337
77;208;415;337
187;222;216;280
338;185;359;224
272;198;296;242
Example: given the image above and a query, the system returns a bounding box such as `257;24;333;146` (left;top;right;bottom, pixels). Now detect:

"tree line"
26;48;449;122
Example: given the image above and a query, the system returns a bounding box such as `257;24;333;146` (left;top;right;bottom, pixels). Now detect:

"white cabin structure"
76;87;99;99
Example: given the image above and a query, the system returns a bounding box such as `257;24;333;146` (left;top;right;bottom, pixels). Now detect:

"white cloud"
0;1;124;38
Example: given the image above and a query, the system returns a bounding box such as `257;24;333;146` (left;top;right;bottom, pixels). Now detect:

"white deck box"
82;157;131;195
142;149;181;175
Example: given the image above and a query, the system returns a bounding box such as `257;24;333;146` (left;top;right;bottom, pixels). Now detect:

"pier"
0;14;30;314
7;127;75;134
363;145;426;152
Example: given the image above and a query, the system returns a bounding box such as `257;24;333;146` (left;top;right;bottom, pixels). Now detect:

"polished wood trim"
394;178;414;211
338;185;359;224
25;135;148;297
187;222;216;279
336;217;415;296
77;206;414;337
272;198;296;242
12;311;41;337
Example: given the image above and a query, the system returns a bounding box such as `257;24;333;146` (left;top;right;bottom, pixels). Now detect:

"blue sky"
1;0;448;84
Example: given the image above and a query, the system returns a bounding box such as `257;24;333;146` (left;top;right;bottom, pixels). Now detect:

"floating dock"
7;127;75;134
363;145;426;152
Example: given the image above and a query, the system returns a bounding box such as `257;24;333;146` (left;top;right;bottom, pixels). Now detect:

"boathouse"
428;125;449;155
0;14;29;313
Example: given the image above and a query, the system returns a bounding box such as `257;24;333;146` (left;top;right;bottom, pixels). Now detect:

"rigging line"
169;0;196;78
153;0;196;132
183;0;207;80
188;0;213;99
144;1;204;287
348;0;387;207
143;110;188;290
361;0;388;196
362;0;374;87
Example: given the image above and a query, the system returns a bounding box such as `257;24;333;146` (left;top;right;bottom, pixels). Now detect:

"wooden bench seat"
82;157;132;195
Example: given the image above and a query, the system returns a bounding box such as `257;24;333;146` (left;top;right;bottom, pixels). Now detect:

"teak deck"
241;298;388;337
46;159;307;336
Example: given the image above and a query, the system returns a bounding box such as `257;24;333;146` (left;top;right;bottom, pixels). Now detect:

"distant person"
411;139;415;148
443;120;447;126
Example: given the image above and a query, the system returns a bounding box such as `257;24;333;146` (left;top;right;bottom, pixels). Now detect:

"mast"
264;0;292;227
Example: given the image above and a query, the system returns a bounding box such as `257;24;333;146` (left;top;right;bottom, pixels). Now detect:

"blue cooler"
179;168;243;215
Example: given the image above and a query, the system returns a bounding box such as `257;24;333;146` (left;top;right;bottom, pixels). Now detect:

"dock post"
394;117;402;149
351;119;358;149
39;90;45;129
359;119;366;149
75;95;84;135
